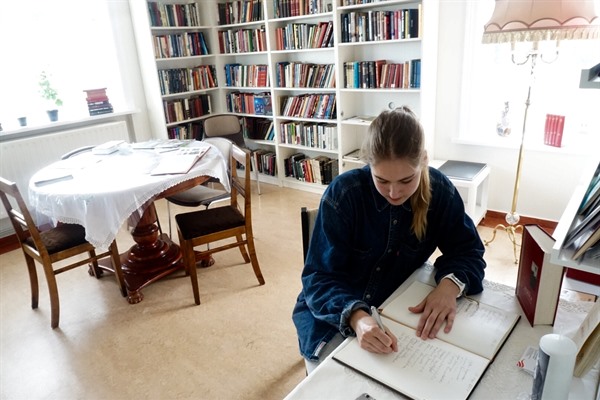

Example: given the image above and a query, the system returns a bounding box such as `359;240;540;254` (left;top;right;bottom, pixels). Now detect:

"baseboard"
480;210;558;235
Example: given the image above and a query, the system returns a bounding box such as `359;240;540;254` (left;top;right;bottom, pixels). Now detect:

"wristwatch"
443;273;466;298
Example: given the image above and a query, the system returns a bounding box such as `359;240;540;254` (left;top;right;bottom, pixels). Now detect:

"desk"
284;264;599;400
29;142;229;304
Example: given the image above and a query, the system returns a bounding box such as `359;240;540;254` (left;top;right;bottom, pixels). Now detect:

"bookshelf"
130;0;439;193
551;159;600;275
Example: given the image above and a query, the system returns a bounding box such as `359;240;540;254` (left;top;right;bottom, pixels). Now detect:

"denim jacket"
292;165;486;360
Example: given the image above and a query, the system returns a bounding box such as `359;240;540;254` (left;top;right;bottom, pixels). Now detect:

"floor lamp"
480;0;599;264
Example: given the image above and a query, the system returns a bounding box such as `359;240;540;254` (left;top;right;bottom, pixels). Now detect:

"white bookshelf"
130;0;439;193
550;159;600;275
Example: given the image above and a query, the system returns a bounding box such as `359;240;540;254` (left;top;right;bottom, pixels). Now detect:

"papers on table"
150;146;210;175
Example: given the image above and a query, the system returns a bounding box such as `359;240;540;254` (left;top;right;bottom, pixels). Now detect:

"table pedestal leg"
121;202;183;304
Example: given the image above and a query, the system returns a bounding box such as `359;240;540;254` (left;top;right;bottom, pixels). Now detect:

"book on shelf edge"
516;225;565;326
437;160;487;181
571;299;600;377
333;280;520;400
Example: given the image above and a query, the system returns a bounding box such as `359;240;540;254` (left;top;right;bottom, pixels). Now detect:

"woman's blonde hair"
361;106;431;240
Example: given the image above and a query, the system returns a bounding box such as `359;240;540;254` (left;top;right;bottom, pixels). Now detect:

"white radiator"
0;121;130;236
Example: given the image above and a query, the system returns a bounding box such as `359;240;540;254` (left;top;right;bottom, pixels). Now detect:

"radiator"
0;121;130;236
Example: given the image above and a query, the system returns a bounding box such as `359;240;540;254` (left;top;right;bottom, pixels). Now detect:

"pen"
370;306;385;331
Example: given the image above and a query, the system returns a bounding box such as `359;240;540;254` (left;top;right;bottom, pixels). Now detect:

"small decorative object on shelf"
17;117;27;127
39;71;63;122
83;88;114;116
496;101;511;136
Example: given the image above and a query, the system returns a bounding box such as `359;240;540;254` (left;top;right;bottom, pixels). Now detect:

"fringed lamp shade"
482;0;600;43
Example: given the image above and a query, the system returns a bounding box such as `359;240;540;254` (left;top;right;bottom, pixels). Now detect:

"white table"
284;264;599;400
430;160;490;226
28;142;229;303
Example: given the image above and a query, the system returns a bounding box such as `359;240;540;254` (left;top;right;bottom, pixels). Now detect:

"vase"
496;101;511;137
47;109;59;122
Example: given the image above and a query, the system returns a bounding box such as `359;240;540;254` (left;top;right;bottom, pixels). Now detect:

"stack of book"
84;88;113;116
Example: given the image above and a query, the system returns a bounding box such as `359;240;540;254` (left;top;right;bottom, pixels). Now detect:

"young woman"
292;106;486;373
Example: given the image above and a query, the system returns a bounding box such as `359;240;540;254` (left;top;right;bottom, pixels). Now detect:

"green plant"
39;71;63;108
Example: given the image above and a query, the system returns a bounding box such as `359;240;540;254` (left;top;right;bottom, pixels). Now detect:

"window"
458;0;600;152
0;0;124;130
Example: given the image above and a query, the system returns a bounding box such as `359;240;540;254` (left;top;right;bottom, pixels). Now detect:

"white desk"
285;264;599;400
430;160;490;226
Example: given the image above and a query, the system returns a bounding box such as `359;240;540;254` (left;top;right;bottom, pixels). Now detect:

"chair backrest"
203;114;246;147
301;207;319;262
61;145;95;160
0;177;46;255
203;137;233;170
230;144;252;217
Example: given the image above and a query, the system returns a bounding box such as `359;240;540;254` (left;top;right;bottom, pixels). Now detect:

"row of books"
279;121;338;150
284;153;338;185
275;62;335;89
147;2;201;27
563;163;600;261
163;95;211;124
84;88;113;116
224;63;269;88
253;148;277;176
340;8;420;43
226;92;273;115
344;59;421;89
280;93;336;120
152;32;209;59
273;0;331;18
217;27;267;54
342;0;392;4
167;122;204;140
217;1;264;25
543;114;565;148
157;65;218;95
274;21;334;50
241;117;274;141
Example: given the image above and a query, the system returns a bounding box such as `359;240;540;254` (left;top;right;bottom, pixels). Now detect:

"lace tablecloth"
28;142;229;251
284;265;599;400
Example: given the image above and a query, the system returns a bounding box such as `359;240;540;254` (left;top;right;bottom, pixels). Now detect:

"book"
571;299;600;377
437;160;487;181
92;140;125;155
333;280;520;400
516;225;565;326
150;145;209;175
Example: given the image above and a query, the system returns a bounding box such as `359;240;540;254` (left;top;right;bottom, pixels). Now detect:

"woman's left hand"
407;279;459;339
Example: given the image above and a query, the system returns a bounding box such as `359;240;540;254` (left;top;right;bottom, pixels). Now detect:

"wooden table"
28;143;229;304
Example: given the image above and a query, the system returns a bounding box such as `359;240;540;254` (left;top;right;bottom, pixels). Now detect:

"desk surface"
285;265;599;400
28;142;229;251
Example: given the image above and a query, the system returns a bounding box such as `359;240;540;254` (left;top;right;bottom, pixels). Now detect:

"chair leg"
179;234;200;305
167;201;173;238
236;234;251;263
246;235;265;285
109;242;127;297
251;156;261;195
24;255;39;309
41;263;61;329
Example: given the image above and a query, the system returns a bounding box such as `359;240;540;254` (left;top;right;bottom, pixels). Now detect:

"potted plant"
39;71;63;122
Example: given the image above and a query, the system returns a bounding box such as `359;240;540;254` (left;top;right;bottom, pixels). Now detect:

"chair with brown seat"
175;144;265;304
0;177;126;329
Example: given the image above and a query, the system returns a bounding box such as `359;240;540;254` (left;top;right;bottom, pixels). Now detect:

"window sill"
0;109;138;143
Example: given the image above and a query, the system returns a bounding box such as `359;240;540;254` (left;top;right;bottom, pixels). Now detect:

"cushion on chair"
167;185;229;207
176;206;245;240
25;224;88;254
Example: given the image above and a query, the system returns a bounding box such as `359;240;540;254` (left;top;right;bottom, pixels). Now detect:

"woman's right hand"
349;309;398;354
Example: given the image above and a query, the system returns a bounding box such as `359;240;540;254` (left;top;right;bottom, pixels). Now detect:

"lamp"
481;0;599;263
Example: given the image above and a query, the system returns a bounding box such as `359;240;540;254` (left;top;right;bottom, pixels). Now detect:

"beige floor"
0;183;593;400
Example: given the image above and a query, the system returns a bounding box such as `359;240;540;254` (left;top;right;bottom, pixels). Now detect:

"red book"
553;115;565;147
516;225;565;326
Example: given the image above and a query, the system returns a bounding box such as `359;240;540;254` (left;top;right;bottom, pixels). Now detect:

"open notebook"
333;281;520;400
150;146;210;175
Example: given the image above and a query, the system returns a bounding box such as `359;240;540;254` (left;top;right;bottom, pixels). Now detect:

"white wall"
433;1;598;222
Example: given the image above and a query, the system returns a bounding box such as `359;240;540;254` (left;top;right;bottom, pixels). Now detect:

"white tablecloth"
28;142;229;251
284;264;599;400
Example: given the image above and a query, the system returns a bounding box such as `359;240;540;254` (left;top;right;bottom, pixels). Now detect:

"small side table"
430;160;490;226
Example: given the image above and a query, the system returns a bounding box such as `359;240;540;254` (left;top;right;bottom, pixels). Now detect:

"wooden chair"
203;114;261;195
175;144;265;304
165;137;233;237
0;177;126;329
301;207;319;262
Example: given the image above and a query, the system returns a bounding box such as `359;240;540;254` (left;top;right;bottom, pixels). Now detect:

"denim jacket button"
393;220;397;225
366;294;371;299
